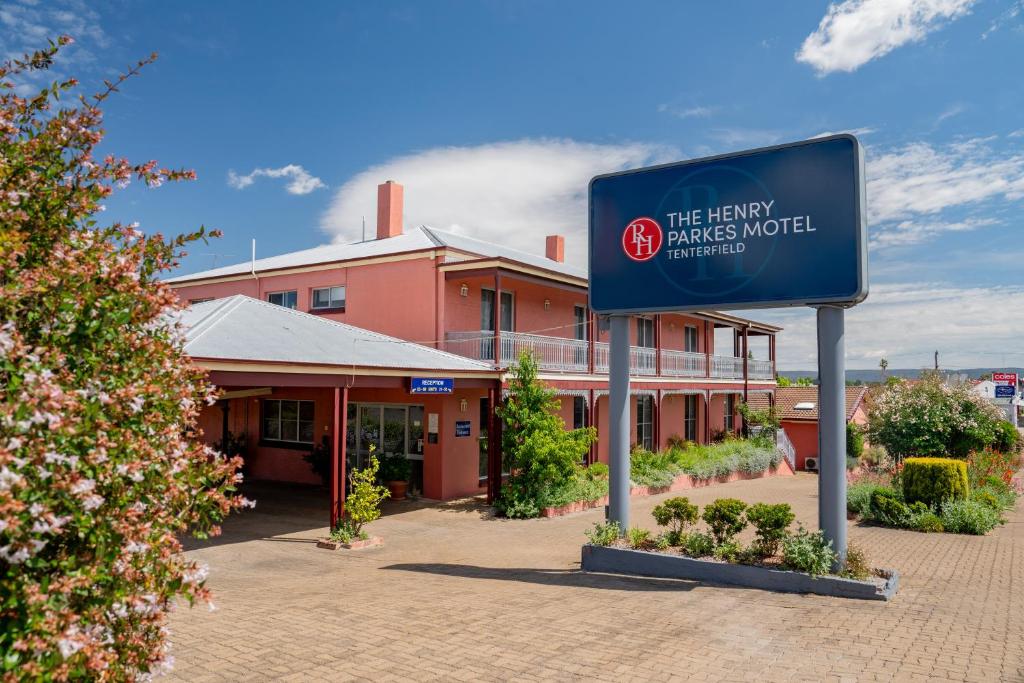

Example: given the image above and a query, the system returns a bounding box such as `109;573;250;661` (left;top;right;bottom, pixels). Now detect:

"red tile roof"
748;386;868;422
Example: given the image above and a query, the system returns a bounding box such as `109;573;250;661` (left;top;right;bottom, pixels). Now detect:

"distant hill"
778;368;1024;384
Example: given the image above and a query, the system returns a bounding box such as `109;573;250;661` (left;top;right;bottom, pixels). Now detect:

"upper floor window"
637;317;655;348
262;399;315;445
312;285;346;311
684;325;699;353
188;297;213;305
268;290;298;309
574;306;587;341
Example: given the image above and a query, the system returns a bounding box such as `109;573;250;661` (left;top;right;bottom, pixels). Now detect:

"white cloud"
982;0;1022;38
866;137;1024;243
227;164;326;195
810;127;877;139
934;102;966;126
319;139;674;266
0;0;109;94
796;0;976;75
748;282;1024;370
657;104;717;120
869;217;999;248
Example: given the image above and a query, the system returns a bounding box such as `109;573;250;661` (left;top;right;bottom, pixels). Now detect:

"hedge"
901;457;968;508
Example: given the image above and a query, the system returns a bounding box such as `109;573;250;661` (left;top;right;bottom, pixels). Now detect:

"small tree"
738;401;780;442
0;40;243;678
496;351;595;517
336;453;389;540
846;422;865;460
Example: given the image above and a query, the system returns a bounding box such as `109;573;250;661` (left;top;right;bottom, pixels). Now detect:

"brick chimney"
377;180;403;239
545;234;565;262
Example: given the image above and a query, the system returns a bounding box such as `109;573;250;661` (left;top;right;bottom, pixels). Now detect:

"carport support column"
608;315;630;534
816;306;847;567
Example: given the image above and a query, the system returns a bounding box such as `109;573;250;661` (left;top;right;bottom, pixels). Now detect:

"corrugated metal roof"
178;295;497;373
164;225;583;283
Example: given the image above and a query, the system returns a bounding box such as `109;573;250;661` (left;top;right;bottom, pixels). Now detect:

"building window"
188;297;213;305
262;399;315;445
311;285;346;311
636;395;654;450
573;396;588;430
268;290;297;309
724;395;736;432
684;394;697;441
637;318;655;348
684;325;699;353
574;306;588;341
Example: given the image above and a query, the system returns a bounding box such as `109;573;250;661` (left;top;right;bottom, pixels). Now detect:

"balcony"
445;330;774;381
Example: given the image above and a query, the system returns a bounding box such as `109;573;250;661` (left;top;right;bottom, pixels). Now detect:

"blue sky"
3;0;1024;370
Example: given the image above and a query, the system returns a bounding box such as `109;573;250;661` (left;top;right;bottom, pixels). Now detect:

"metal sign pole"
816;305;847;566
608;314;631;533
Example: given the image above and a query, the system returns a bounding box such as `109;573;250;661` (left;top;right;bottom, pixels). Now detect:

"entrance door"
356;405;382;471
481;289;514;361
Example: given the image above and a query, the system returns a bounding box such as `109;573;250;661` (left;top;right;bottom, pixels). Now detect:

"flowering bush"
0;40;244;678
868;373;1006;460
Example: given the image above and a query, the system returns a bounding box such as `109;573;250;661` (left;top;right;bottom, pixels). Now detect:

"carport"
179;295;503;526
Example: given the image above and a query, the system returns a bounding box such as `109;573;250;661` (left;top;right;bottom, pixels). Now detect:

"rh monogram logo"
622;217;663;262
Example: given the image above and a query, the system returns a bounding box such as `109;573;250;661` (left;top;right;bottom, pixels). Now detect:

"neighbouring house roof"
177;295;498;375
748;386;868;422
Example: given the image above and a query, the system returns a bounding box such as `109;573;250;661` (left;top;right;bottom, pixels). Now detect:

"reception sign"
410;377;454;394
589;135;867;314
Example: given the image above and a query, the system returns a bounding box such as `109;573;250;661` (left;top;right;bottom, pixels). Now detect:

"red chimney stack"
545;234;565;262
377;180;403;240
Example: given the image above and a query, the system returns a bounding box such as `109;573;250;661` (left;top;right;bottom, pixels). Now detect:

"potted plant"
378;452;412;500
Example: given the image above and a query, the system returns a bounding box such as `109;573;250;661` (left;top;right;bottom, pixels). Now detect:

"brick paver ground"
168;473;1024;682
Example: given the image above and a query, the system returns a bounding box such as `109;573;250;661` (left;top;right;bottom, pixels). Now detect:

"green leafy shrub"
652;497;699;542
713;540;743;563
869;373;1005;459
901;457;968;508
846;422;865;460
971;483;1015;511
377;452;412;483
846;456;860;471
329;518;367;543
681;531;715;557
627;526;653;550
745;503;795;557
585;462;609;480
344;454;390;537
496;351;595;518
939;500;1001;535
869;490;911;527
701;498;749;545
655;534;672;551
630;448;678;487
585;521;621;546
909;510;944;533
861;444;890;468
847;483;890;517
968;447;1022;488
839;543;871;580
782;527;837;576
992;420;1022;454
0;42;247;677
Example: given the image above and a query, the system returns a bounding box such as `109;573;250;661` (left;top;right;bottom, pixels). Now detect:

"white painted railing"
660;349;707;377
776;427;797;471
710;355;745;379
593;342;656;375
749;358;775;380
445;331;587;372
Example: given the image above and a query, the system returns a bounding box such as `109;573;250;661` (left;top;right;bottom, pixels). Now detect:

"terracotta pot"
387;480;407;501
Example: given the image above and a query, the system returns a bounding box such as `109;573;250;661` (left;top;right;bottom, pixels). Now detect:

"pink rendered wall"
444;274;587;337
659;315;709;352
784;420;819;470
660;395;686;447
173;255;440;342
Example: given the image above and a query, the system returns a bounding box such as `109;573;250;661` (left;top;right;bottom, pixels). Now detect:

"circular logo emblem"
622;217;663;262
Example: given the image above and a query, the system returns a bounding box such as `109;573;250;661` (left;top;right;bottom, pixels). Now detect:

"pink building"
170;180;781;513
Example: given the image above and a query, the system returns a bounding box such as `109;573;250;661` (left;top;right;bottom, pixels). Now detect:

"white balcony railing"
445;331;588;372
445;331;774;380
593;342;656;375
660;349;707;377
710;355;745;379
749;358;774;380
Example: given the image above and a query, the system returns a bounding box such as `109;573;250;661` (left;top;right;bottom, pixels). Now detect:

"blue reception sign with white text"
409;377;454;394
588;135;867;314
995;385;1015;398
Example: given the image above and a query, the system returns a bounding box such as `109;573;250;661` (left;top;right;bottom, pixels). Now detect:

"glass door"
356;405;382;471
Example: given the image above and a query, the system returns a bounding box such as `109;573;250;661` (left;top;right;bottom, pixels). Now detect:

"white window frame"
724;395;736;432
636;395;654;450
637;317;655;348
311;285;346;310
684;325;699;353
684;394;698;441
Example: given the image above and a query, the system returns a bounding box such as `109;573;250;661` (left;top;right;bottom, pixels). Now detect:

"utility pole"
934;350;939;370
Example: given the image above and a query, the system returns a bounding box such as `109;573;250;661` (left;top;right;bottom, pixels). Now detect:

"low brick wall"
540;458;795;518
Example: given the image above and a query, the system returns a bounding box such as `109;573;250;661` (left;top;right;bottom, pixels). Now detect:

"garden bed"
581;544;899;601
316;536;383;551
540;459;795;518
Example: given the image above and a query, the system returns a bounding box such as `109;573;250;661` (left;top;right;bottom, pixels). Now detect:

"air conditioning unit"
804;457;819;472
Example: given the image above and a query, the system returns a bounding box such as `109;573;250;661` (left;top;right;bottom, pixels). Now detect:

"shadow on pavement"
380;562;698;592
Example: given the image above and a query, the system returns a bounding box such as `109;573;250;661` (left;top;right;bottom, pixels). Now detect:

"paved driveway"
169;474;1024;682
